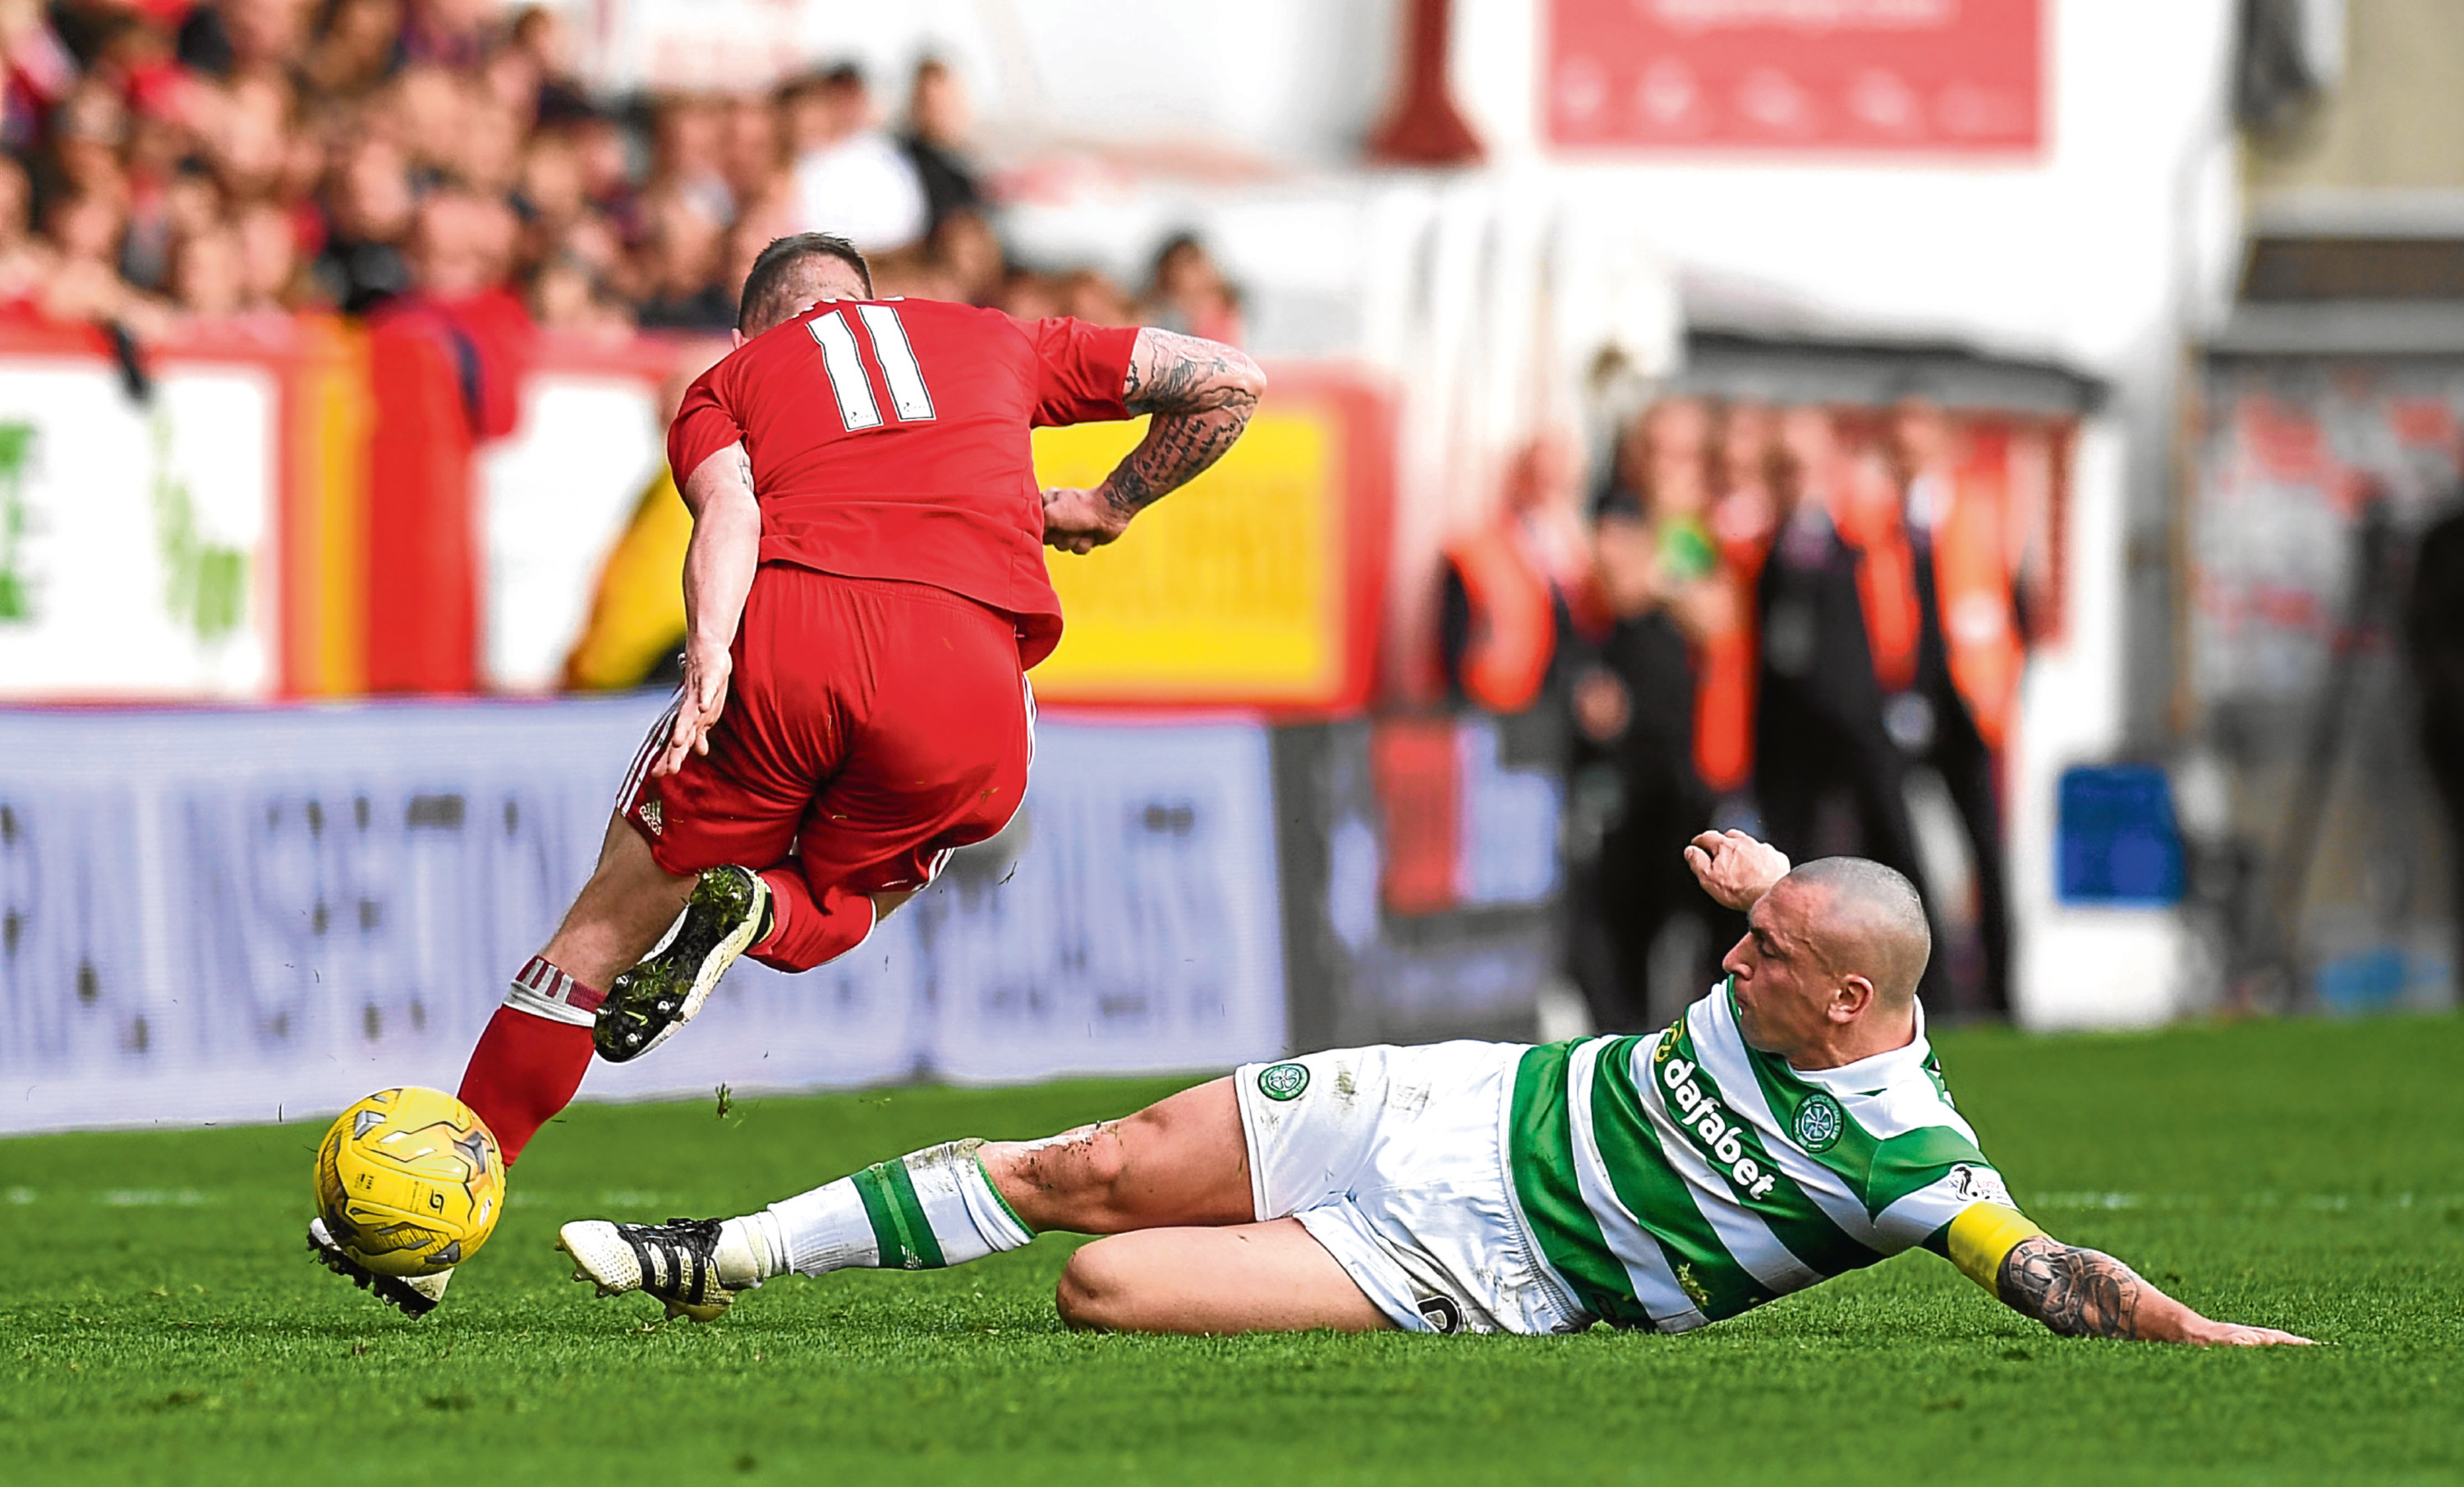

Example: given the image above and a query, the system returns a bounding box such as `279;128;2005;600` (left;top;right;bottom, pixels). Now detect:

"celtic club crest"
1792;1093;1845;1153
1257;1063;1311;1102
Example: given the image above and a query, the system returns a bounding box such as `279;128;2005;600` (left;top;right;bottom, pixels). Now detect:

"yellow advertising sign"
1032;405;1345;702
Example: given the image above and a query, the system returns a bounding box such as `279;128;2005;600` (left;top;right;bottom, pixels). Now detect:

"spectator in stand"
44;185;161;326
312;136;413;312
898;55;978;234
42;78;123;199
233;196;301;308
1060;264;1136;326
1753;406;1936;958
302;0;405;98
719;93;784;217
1710;398;1778;580
784;62;926;252
0;153;48;311
398;0;493;69
178;0;315;81
170;219;244;316
929;205;1003;306
1143;231;1242;345
503;5;587;125
1439;432;1607;717
632;187;730;330
648;92;731;225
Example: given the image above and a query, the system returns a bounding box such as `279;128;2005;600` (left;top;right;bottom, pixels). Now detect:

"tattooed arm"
1956;1208;2310;1346
1043;329;1266;555
655;441;761;776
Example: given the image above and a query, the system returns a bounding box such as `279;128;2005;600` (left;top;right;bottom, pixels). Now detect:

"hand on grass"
2185;1319;2315;1347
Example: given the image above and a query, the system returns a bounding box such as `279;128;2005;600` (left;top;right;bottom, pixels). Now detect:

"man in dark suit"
1753;407;1933;924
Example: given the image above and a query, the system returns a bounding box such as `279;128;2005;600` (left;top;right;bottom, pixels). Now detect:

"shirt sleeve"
1023;315;1138;427
1873;1158;2011;1252
667;364;743;488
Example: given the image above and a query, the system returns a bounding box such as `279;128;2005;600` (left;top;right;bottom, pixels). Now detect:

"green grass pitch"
4;1015;2461;1486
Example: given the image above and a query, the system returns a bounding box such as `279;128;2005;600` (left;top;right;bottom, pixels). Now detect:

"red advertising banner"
1545;0;2042;154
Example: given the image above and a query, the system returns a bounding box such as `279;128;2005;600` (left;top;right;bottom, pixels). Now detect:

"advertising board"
1546;0;2043;154
0;700;1285;1135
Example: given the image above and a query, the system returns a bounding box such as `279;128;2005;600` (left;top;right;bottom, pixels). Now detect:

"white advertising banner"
480;372;667;693
0;360;279;699
0;699;1284;1135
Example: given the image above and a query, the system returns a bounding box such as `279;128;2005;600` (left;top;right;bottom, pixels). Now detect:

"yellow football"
314;1087;504;1278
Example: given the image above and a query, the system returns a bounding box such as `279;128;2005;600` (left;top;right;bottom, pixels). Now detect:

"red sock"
457;958;602;1165
750;862;878;973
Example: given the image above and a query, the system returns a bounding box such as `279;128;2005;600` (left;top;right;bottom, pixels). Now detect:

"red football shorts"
617;566;1033;970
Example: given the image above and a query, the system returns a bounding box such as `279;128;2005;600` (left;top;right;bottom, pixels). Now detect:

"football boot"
593;864;770;1063
307;1215;453;1319
557;1217;756;1322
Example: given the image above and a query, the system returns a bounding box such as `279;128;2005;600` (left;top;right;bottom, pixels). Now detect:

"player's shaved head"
738;232;873;336
1781;858;1932;1008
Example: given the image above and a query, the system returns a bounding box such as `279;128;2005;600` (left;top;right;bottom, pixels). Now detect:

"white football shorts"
1233;1040;1585;1336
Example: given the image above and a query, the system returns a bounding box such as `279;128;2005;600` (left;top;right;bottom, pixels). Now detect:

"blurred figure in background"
1439;433;1607;719
1753;406;1933;948
1440;434;1613;1029
898;55;980;235
1145;232;1242;345
313;137;415;312
2406;498;2464;986
1709;398;1778;580
632;187;733;330
1583;398;1750;1029
1887;399;2022;1015
0;155;52;313
784;62;926;253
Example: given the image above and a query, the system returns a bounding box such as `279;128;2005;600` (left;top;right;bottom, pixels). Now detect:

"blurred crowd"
0;0;1242;340
1441;397;2035;1028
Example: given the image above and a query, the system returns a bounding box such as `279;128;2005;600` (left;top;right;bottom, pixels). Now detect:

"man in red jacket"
311;232;1262;1317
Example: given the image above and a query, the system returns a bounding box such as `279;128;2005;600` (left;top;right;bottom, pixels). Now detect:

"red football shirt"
668;299;1138;666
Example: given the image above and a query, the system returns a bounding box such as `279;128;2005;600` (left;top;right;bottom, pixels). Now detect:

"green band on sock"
882;1158;946;1262
852;1164;918;1269
975;1156;1037;1238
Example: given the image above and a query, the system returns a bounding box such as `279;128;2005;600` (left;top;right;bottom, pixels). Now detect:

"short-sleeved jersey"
1508;980;2012;1332
667;299;1139;666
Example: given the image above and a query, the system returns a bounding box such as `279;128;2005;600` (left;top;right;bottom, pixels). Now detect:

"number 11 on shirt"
809;306;936;431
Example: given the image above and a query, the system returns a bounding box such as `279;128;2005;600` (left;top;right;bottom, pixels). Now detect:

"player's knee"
1055;1241;1137;1331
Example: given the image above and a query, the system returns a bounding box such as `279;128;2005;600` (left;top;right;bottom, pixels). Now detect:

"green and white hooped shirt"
1507;981;2013;1333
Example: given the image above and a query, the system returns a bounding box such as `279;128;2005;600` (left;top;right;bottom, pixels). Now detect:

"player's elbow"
1225;350;1266;406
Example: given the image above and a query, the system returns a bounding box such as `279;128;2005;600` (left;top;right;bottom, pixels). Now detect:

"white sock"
757;1139;1035;1277
714;1209;788;1287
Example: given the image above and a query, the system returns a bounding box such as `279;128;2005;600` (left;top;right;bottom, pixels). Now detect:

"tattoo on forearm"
1103;330;1259;516
1103;407;1255;515
1997;1236;2145;1340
